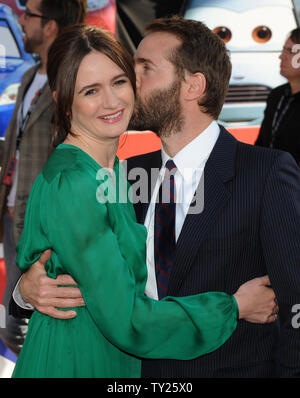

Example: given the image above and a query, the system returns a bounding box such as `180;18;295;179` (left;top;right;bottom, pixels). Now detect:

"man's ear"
43;19;59;39
184;72;206;101
52;91;57;102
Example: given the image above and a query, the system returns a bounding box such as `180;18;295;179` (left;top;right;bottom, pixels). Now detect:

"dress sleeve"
34;168;238;360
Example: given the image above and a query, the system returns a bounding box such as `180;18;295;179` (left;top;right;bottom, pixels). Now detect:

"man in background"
255;27;300;166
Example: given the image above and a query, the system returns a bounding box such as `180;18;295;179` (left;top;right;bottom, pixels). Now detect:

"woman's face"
71;50;135;143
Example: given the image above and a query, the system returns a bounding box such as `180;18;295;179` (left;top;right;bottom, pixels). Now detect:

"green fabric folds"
13;144;238;378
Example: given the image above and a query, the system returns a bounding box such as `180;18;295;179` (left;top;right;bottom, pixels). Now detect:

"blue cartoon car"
0;4;35;140
184;0;298;126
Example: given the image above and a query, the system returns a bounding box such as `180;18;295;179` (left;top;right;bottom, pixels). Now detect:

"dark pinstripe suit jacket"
126;126;300;378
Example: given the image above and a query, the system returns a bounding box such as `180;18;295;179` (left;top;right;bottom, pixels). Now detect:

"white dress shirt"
144;121;220;300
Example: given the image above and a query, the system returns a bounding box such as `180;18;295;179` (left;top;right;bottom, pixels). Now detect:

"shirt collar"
286;83;300;101
161;121;220;180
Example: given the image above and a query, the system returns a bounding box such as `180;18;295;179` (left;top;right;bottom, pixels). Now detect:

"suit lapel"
14;65;38;114
17;63;52;133
168;127;238;296
24;84;52;131
0;65;39;173
133;151;162;224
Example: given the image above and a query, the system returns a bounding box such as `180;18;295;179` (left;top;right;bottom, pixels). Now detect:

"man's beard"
24;32;43;54
129;78;184;138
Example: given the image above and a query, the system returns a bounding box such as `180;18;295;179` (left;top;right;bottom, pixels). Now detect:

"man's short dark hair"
145;16;232;119
38;0;87;31
290;27;300;44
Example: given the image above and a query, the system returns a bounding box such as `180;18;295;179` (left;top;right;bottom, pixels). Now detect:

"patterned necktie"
154;159;177;299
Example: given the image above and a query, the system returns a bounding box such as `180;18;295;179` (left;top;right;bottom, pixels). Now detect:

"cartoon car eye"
213;26;232;43
252;26;272;43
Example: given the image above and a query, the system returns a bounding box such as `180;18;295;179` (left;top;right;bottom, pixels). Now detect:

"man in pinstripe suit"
14;17;300;377
126;17;300;378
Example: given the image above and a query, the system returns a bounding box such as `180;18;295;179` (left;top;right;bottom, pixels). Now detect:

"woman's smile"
97;109;124;123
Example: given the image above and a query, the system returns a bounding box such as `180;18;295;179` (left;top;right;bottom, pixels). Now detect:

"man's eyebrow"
134;57;156;66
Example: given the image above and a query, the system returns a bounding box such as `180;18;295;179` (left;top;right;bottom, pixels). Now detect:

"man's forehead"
135;32;181;62
27;0;40;10
286;37;297;47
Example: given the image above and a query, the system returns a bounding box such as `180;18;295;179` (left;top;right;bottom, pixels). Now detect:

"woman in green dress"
12;25;274;378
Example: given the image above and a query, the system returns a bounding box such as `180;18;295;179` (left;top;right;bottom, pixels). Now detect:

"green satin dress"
12;144;238;378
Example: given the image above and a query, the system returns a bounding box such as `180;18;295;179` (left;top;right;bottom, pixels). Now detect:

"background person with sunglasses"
0;0;87;356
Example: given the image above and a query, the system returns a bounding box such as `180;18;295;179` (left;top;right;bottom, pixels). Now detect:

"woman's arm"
16;168;276;360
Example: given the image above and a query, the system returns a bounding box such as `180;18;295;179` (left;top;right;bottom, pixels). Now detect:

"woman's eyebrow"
78;73;128;94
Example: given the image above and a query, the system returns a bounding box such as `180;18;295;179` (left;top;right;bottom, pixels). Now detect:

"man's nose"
19;13;25;26
136;77;141;90
279;50;285;61
134;67;141;90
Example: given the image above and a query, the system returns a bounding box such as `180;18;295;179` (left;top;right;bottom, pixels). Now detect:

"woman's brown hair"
47;24;136;147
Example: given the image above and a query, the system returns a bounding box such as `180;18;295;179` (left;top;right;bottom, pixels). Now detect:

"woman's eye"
252;26;272;43
114;79;127;86
213;26;232;43
85;89;96;96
